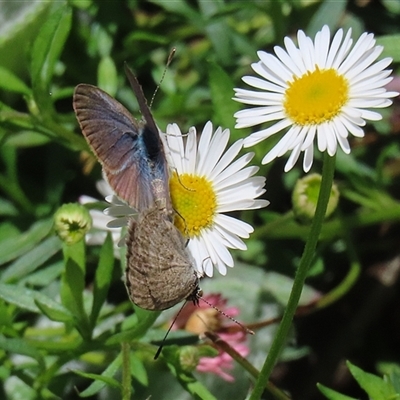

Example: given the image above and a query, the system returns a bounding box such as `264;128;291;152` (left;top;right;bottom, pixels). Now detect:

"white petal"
200;127;230;176
303;144;314;172
284;142;302;172
242;76;286;93
209;140;243;180
336;132;351;154
185;127;197;174
214;214;253;237
258;51;294;82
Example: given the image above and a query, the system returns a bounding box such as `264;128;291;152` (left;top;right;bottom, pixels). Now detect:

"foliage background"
0;0;400;399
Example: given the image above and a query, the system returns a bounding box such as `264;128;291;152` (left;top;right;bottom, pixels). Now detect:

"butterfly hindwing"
126;206;200;310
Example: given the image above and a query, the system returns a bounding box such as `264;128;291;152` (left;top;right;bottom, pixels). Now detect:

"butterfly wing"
73;84;155;210
126;207;200;310
124;65;172;212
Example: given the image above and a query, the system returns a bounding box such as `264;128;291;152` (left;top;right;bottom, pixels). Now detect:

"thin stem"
249;153;336;400
121;342;132;400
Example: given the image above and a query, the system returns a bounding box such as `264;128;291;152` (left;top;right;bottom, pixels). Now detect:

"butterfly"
73;64;201;311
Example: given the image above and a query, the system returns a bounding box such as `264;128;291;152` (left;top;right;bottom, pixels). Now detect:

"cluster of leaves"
1;0;400;399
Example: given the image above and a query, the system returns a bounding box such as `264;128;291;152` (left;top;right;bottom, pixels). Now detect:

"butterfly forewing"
73;80;170;212
126;206;200;310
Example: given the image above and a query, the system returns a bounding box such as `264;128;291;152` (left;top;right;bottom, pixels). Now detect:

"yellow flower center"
284;67;349;126
169;172;217;237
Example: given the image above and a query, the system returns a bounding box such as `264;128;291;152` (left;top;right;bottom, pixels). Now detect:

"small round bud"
179;346;200;373
54;203;92;245
292;173;339;223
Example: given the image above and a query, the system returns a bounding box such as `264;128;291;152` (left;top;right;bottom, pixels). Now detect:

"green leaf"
34;297;73;323
90;233;114;327
130;352;148;386
306;2;347;37
0;219;53;267
2;236;62;283
0;336;45;371
77;353;123;397
106;310;161;345
31;3;72;110
376;35;400;62
0;66;31;95
4;131;51;147
208;62;239;133
73;370;121;392
347;361;397;399
0;282;68;314
317;383;357;400
21;261;64;286
263;271;320;306
98;56;118;97
60;258;90;337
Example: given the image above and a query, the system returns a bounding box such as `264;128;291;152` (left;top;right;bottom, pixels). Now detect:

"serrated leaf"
2;236;62;283
90;233;114;327
77;353;122;397
0;66;31;95
347;361;397;399
317;383;357;400
0;219;53;267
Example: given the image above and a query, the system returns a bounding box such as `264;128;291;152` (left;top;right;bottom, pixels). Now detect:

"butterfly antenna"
198;295;255;335
124;63;158;135
154;299;187;360
149;47;176;109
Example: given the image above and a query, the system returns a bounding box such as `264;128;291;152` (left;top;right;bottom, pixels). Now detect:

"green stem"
249;153;336;400
121;342;132;400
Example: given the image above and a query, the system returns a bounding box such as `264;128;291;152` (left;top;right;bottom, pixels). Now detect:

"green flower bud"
292;173;339;223
179;346;200;373
54;203;92;245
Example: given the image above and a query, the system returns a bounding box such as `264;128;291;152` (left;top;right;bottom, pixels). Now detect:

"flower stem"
249;153;336;400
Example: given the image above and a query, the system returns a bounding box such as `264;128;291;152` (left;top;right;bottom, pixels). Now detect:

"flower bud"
179;346;200;373
54;203;92;245
292;173;339;222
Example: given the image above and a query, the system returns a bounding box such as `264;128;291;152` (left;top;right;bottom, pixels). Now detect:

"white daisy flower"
234;25;398;172
165;121;269;277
